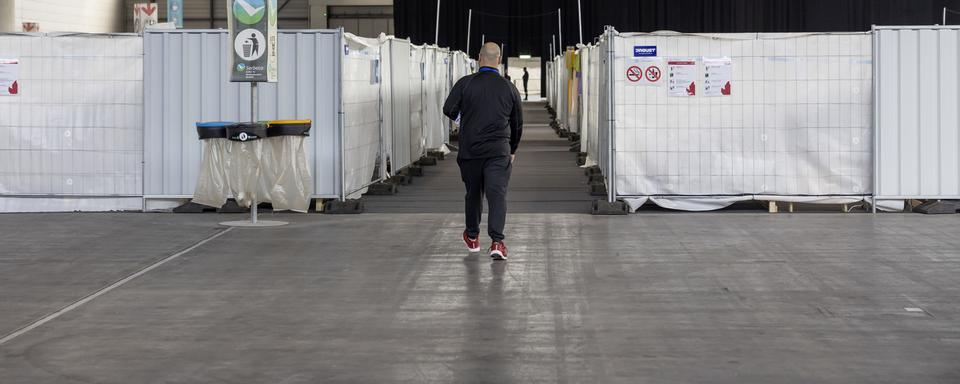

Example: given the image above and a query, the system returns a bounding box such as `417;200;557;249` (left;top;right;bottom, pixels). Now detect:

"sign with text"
668;59;697;97
0;59;19;96
227;0;278;82
703;57;732;97
133;3;158;33
168;0;184;28
633;45;657;57
624;57;663;86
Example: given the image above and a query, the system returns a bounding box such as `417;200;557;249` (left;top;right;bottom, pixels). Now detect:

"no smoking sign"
625;58;664;86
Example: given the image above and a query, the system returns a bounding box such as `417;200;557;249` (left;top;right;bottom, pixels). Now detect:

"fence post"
605;26;616;204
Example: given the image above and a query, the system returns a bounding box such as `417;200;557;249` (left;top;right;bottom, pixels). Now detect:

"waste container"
193;122;233;209
191;120;313;213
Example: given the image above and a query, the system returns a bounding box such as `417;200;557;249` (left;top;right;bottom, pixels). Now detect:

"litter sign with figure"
228;0;278;82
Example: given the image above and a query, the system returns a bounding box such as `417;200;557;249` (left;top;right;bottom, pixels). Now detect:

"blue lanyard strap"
478;66;499;74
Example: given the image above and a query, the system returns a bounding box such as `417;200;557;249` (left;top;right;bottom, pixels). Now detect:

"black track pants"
458;155;512;242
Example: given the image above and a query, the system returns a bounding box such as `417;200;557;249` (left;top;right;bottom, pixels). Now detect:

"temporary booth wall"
143;29;342;209
607;30;874;211
341;33;384;199
422;46;452;152
409;44;425;161
874;26;960;203
0;33;143;212
383;38;413;174
565;50;580;135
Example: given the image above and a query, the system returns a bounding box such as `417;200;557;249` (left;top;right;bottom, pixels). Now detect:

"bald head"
478;42;501;68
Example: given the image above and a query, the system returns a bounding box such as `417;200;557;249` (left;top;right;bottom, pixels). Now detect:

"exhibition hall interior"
1;0;960;382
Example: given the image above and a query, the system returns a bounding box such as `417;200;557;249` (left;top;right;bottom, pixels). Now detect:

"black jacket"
443;67;523;159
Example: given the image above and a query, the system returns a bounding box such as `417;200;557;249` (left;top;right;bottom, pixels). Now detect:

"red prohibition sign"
626;65;643;82
645;66;662;82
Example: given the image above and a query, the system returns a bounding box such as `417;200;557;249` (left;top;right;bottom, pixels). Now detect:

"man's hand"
510;154;516;164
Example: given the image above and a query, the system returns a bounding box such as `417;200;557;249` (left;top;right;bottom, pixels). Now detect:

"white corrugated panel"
611;32;873;202
142;29;342;200
0;33;143;212
874;26;960;201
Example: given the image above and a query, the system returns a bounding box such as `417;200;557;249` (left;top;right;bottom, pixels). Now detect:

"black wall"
396;0;960;58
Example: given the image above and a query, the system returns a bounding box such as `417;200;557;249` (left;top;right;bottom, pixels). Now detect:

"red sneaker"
463;230;480;252
489;241;508;260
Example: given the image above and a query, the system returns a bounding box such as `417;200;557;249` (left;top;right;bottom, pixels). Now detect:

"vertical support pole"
557;9;563;52
605;26;615;204
577;0;583;44
552;34;556;57
944;7;948;25
434;0;441;45
338;28;347;202
872;25;879;214
250;82;259;223
466;9;472;56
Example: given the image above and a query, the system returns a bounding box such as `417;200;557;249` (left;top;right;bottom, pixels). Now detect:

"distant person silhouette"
443;42;523;261
522;67;529;100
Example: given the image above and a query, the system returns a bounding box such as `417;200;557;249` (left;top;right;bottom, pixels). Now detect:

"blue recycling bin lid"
196;121;231;140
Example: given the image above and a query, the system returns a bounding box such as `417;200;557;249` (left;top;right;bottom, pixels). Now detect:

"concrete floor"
1;213;959;383
2;102;959;382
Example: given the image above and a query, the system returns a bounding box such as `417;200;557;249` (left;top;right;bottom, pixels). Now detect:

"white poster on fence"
703;57;732;97
0;59;19;96
624;57;664;86
668;58;697;97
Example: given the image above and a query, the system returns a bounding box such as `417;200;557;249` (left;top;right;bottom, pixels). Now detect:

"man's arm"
509;85;523;155
443;77;465;120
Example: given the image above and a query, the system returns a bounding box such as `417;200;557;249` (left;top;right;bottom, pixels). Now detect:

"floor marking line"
0;227;234;346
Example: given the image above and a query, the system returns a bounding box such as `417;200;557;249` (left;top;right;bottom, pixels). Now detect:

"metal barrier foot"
592;200;629;215
388;174;412;185
417;156;438;166
324;199;364;214
218;199;247;213
172;202;213;213
589;182;607;196
913;200;960;214
427;150;446;160
408;166;424;176
366;182;399;195
584;166;601;176
569;142;581;152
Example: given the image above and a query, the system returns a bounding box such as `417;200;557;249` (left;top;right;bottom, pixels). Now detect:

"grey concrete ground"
1;212;959;383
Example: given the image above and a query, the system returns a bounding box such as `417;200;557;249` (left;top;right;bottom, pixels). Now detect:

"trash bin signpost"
224;0;282;227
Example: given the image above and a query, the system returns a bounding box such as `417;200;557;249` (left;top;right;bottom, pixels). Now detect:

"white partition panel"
610;31;873;208
342;33;383;198
0;33;143;212
874;26;960;202
143;29;342;203
386;38;413;172
409;45;425;161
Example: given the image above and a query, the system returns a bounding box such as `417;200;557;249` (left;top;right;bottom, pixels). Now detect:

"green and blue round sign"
233;0;265;25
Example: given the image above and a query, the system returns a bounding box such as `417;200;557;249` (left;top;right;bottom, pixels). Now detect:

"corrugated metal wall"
874;26;960;201
143;29;342;199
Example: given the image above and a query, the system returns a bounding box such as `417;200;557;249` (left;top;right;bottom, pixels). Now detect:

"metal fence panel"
611;32;873;199
387;39;413;172
874;26;960;201
0;33;143;212
143;29;342;199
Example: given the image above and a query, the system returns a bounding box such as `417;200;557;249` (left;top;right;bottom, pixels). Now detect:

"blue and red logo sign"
633;46;657;57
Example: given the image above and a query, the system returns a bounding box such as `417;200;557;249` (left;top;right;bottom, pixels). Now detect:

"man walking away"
522;67;529;100
443;42;523;261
